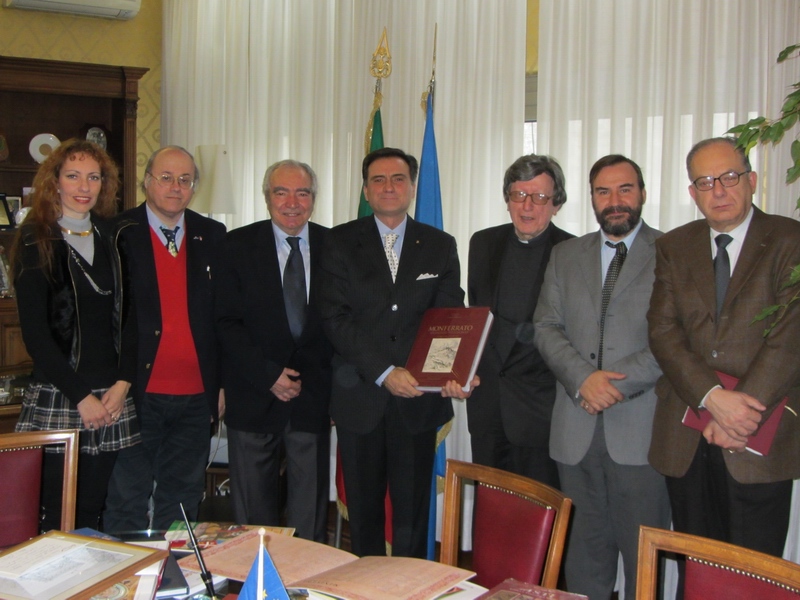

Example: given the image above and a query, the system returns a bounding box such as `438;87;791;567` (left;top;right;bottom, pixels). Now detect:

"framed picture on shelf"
5;196;21;219
0;247;11;297
0;195;14;229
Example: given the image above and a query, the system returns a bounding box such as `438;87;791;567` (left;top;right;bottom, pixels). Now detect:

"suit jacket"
319;215;465;435
647;207;800;484
534;222;663;465
117;203;226;419
215;220;333;434
467;222;574;445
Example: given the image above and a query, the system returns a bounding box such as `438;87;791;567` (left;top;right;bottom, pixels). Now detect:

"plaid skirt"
15;383;141;455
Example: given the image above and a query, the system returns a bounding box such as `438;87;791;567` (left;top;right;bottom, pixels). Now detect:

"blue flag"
239;536;290;600
415;92;443;229
415;88;447;560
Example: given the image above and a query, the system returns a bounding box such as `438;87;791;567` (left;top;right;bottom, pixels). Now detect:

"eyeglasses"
692;170;750;192
147;172;195;190
507;190;552;205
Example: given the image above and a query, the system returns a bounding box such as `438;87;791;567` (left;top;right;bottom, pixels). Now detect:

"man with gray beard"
534;155;670;599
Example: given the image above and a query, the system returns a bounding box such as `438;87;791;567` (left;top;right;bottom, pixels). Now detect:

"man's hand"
579;370;626;414
703;419;747;452
441;375;480;399
704;388;764;439
271;368;302;402
383;367;423;398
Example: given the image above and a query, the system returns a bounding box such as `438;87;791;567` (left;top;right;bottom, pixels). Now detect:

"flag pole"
365;27;391;155
358;28;391;218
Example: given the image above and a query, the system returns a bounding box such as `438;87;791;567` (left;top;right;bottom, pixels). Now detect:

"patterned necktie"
384;233;399;282
714;234;733;320
284;236;307;340
160;226;179;257
598;241;627;370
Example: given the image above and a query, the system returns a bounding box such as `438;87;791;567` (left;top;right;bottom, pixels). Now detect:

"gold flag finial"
370;27;392;80
364;28;391;155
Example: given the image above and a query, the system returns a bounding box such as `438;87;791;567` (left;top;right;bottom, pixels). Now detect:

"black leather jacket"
17;218;133;384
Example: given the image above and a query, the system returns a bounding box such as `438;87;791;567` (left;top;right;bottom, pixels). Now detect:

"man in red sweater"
103;146;226;532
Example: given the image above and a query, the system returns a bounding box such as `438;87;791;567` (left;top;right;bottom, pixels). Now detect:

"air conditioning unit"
3;0;140;20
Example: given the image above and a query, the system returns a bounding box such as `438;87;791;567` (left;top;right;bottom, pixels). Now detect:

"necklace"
66;245;112;296
60;226;93;237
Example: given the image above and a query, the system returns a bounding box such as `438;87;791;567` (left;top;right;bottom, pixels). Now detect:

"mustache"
600;205;637;218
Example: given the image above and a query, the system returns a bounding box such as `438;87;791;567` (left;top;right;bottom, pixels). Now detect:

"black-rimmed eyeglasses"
692;170;750;192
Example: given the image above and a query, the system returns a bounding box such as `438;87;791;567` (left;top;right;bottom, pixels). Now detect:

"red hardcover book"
681;371;788;456
476;578;588;599
405;307;493;392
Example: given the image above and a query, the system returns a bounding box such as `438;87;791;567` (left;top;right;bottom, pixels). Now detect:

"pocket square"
416;273;438;280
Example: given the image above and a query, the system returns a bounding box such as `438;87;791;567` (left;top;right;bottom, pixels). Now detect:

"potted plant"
728;43;800;335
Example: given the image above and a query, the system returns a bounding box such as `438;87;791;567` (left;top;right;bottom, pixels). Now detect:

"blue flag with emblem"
239;529;289;600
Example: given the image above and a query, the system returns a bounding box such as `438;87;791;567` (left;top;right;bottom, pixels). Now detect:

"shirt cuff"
700;384;723;409
376;365;396;387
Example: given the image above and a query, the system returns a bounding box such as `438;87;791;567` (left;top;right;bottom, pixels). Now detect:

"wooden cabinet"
0;55;148;211
0;298;31;376
0;56;148;409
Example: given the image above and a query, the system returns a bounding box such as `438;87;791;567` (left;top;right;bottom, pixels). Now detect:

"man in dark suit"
103;146;226;532
535;155;670;599
467;154;573;488
648;137;800;558
319;147;475;558
215;160;333;542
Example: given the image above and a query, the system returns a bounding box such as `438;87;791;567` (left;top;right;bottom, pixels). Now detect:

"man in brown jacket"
648;136;800;558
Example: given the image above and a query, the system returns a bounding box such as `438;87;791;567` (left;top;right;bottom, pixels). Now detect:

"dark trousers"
42;450;117;532
337;401;437;558
228;423;330;542
666;438;792;557
103;393;210;532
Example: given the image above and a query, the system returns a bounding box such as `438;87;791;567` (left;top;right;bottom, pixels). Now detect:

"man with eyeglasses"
535;154;669;600
648;136;800;562
103;145;226;532
466;155;573;488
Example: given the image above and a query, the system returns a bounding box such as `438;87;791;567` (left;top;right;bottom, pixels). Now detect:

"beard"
595;204;642;237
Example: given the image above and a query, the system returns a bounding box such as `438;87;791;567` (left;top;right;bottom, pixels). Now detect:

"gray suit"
534;222;670;600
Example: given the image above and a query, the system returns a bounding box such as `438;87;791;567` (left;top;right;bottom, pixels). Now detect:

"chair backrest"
637;526;800;600
440;459;572;590
0;430;79;548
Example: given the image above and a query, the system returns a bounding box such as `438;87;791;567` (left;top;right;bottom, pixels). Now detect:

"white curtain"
163;0;526;238
538;0;800;576
538;0;800;235
163;0;527;550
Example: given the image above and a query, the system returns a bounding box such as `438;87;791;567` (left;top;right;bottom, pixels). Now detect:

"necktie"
384;233;399;282
598;241;627;370
714;234;733;320
284;236;307;340
160;226;179;257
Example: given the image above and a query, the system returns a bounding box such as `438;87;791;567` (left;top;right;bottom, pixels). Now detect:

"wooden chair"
0;429;79;547
637;525;800;599
440;459;572;590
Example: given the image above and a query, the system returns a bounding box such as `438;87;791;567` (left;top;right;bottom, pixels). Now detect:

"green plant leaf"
792;140;800;163
786;163;800;185
777;44;800;62
781;90;800;113
783;113;799;132
780;265;800;290
752;304;782;322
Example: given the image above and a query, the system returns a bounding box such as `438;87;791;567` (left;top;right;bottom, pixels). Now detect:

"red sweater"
145;227;204;395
